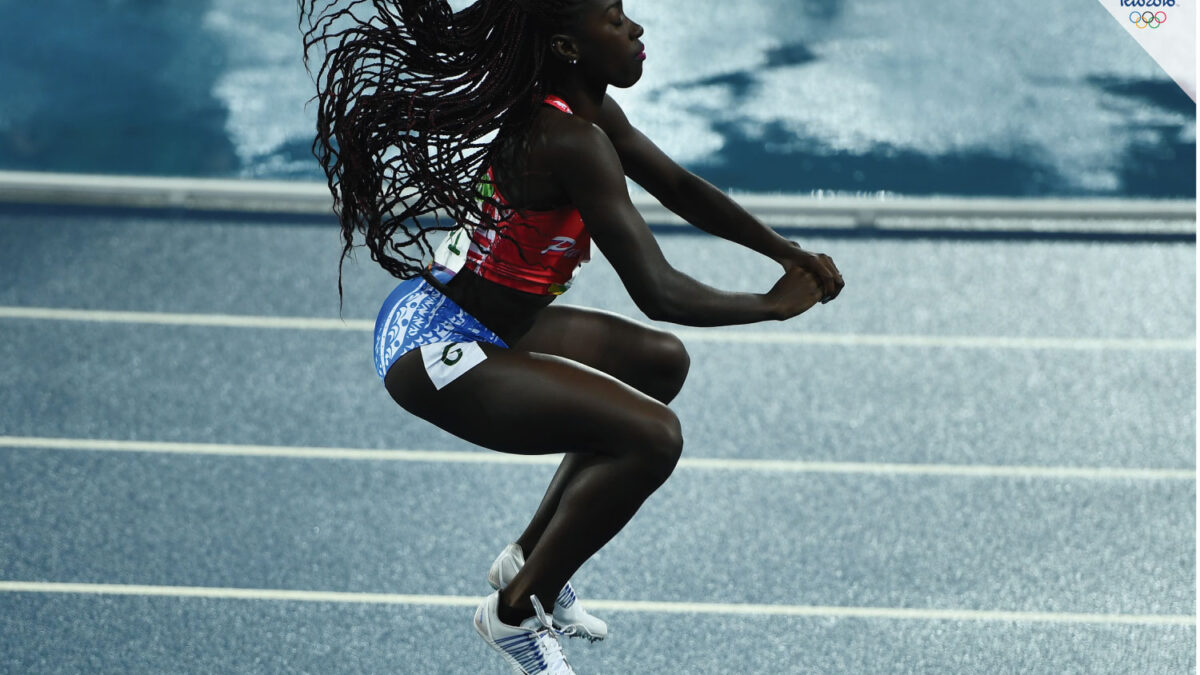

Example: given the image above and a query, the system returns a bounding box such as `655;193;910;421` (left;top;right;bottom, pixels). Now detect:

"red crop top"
463;96;591;296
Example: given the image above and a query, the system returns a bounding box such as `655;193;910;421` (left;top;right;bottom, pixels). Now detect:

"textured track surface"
0;209;1194;674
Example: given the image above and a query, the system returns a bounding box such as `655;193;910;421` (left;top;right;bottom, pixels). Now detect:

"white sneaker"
474;591;575;675
488;543;608;642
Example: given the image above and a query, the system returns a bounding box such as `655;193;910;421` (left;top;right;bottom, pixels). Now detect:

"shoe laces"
529;594;573;675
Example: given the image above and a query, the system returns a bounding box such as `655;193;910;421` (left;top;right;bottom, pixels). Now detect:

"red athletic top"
463;96;591;296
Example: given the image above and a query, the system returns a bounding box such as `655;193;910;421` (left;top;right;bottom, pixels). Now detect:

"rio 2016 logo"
1121;0;1175;29
1129;10;1168;28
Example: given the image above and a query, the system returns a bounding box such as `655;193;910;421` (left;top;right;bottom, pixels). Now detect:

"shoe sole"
559;626;604;643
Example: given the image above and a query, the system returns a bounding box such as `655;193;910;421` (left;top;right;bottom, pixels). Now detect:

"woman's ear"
549;34;581;65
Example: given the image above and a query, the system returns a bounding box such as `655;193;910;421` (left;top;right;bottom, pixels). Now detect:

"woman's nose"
631;20;644;40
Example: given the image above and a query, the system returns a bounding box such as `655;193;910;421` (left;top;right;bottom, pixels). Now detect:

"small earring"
570;58;578;65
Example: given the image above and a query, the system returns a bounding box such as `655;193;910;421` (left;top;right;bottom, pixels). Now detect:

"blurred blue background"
0;0;1194;197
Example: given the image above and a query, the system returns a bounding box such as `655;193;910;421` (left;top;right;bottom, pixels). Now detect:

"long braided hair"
299;0;588;299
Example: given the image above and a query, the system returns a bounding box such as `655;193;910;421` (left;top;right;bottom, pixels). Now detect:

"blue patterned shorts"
373;269;508;389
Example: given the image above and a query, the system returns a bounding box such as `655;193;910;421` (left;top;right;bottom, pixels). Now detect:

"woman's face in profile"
568;0;646;89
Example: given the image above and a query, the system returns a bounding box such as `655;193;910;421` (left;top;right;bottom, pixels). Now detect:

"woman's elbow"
634;290;685;324
634;294;671;322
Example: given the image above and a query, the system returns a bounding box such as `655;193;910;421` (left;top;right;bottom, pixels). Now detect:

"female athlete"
302;0;844;672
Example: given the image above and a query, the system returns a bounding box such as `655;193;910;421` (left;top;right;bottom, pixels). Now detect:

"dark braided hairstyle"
299;0;589;299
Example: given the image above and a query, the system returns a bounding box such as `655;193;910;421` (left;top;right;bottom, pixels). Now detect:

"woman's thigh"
384;342;682;460
512;305;690;402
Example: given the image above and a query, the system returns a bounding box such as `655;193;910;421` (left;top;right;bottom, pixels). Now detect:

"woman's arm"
550;118;821;327
596;96;844;303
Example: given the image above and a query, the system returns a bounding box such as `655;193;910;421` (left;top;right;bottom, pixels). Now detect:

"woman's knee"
641;331;691;403
628;405;683;485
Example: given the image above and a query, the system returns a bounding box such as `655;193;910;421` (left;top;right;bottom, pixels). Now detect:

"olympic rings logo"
1129;10;1167;28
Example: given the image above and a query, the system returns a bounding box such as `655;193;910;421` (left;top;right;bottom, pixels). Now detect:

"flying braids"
298;0;589;300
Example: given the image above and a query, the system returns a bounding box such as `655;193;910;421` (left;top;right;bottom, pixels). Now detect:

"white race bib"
419;341;488;390
429;225;473;274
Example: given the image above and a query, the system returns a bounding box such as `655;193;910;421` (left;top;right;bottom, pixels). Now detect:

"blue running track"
0;206;1194;673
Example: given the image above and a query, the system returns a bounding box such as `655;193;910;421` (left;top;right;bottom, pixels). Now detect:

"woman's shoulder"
538;107;621;176
494;106;616;209
547;95;638;163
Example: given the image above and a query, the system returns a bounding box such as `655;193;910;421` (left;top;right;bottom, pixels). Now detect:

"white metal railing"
0;170;1194;233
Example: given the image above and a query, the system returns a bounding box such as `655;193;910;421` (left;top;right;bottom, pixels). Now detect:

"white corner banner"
1096;1;1196;101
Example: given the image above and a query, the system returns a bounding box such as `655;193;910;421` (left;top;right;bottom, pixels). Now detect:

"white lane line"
0;581;1191;626
1;170;1194;223
680;457;1195;481
0;306;365;331
0;436;561;466
0;305;1192;351
672;329;1196;352
1;436;1192;481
